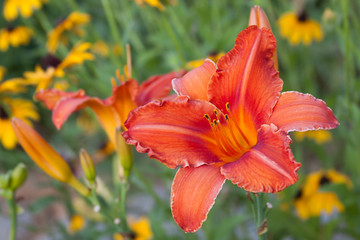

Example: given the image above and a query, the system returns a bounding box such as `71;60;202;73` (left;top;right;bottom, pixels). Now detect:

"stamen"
203;110;249;160
211;119;237;156
126;44;132;80
115;69;125;83
111;77;117;87
213;110;219;117
225;102;250;146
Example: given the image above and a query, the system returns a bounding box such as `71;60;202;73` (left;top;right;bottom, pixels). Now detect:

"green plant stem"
101;0;123;67
341;0;353;103
160;13;186;65
6;191;17;240
132;166;165;207
88;186;117;230
34;10;53;33
119;181;130;232
253;193;267;240
112;156;130;232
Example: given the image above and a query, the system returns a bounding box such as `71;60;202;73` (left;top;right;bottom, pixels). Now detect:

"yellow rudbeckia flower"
67;214;86;234
0;98;39;149
113;216;153;240
0;67;29;94
0;26;32;51
294;169;352;219
56;42;94;77
24;42;94;91
278;11;323;45
0;66;6;80
186;52;225;69
135;0;165;11
294;129;332;144
47;12;90;53
3;0;47;21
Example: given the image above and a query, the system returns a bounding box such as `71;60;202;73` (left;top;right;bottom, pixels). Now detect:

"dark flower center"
208;51;219;57
294;189;303;199
297;10;308;22
319;176;331;186
6;25;15;32
41;54;61;69
55;17;67;27
0;106;9;120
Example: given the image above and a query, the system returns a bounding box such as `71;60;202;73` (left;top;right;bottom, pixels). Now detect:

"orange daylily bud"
248;6;272;30
11;118;90;196
248;5;278;70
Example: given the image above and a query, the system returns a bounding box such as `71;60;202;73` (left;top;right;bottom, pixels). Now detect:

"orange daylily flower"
11;118;90;196
35;70;186;146
123;26;339;232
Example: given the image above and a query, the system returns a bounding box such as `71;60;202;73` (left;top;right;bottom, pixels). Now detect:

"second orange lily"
35;70;186;146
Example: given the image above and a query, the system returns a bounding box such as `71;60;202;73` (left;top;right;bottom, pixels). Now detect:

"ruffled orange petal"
171;165;225;232
269;91;339;133
172;60;216;100
208;26;282;129
52;97;120;145
35;89;86;110
136;70;186;106
221;124;301;193
123;96;222;168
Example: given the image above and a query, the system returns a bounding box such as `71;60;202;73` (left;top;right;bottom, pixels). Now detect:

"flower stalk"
5;191;17;240
253;193;268;240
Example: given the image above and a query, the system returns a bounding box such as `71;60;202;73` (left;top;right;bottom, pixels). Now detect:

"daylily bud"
79;148;96;185
0;172;11;189
11;117;90;197
115;128;133;180
9;163;27;190
248;5;278;70
248;5;272;30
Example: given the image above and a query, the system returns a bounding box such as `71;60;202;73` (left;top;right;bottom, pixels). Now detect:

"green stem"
112;155;130;232
6;191;17;240
101;0;123;67
90;188;112;223
119;181;130;232
341;0;353;103
66;0;79;10
160;13;186;65
253;193;268;240
132;166;165;207
34;10;53;33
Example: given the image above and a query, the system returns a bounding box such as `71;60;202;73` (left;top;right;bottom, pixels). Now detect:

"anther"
226;102;230;112
204;114;210;120
225;114;229;121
